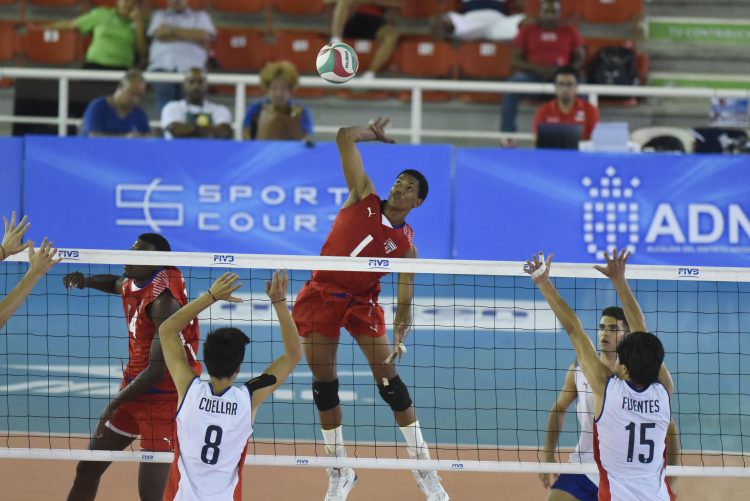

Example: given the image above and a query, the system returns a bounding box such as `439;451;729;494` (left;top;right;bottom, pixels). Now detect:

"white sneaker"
324;467;358;501
412;469;450;501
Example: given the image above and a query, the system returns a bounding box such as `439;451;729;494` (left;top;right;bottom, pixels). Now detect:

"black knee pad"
312;379;340;412
377;375;412;412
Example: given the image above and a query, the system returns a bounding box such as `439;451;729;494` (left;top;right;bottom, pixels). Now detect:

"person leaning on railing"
44;0;147;70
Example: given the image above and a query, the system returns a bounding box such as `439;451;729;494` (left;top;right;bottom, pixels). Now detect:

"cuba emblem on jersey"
384;238;398;254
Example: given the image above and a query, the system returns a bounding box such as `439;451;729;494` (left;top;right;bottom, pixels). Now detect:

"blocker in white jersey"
594;376;673;501
169;378;253;500
159;271;301;501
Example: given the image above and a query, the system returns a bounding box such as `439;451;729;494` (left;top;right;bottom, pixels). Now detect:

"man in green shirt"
47;0;146;69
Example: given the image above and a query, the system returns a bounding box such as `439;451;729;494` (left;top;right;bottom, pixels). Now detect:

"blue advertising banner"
23;137;452;258
0;138;22;219
454;148;750;266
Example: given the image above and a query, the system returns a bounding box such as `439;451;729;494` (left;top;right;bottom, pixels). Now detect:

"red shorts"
107;395;176;452
292;281;386;339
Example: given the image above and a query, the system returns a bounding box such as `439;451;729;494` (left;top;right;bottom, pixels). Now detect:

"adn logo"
677;267;700;278
296;458;309;465
451;463;464;470
213;254;235;265
59;250;80;260
368;259;389;269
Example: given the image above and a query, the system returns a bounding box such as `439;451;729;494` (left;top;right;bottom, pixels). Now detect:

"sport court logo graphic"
581;166;641;257
115;178;184;232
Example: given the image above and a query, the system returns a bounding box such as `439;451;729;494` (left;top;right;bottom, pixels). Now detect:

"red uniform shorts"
107;395;176;452
293;281;386;339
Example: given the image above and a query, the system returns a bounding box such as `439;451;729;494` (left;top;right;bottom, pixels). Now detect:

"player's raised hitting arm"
250;269;302;420
159;272;244;406
594;248;674;396
525;252;611;402
336;117;395;208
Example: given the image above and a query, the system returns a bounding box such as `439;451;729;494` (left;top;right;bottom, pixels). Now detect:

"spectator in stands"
243;61;314;145
328;0;401;79
500;0;584;134
435;0;525;42
147;0;217;115
81;70;151;138
533;66;599;140
45;0;146;70
161;67;233;140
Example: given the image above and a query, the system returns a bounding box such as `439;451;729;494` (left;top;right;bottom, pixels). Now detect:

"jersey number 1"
201;425;223;465
625;422;656;463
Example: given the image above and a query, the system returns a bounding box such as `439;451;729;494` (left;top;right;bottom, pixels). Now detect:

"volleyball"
316;42;358;84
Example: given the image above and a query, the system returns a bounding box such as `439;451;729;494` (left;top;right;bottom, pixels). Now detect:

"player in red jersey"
292;118;449;501
62;233;200;501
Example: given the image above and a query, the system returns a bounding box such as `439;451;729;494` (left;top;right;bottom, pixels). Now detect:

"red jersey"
121;267;201;396
313;193;414;295
533;97;600;139
513;24;583;67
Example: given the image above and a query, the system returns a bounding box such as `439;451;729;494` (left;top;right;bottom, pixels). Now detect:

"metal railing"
2;67;749;143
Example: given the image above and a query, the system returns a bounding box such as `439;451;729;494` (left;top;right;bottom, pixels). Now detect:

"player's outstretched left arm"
250;270;302;420
159;272;243;405
525;252;611;401
387;245;417;364
594;248;674;396
0;238;61;328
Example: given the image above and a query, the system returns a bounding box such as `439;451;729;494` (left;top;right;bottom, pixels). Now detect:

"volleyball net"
1;249;749;477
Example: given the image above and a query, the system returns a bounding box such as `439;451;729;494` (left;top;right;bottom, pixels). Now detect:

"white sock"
400;421;430;460
322;426;347;457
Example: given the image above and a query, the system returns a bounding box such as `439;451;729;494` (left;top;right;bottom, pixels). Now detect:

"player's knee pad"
312;379;340;412
377;375;412;412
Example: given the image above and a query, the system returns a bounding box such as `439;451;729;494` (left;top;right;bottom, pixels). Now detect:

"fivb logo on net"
581;166;641;257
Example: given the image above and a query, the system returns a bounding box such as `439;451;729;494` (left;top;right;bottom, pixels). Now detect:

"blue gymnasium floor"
1;263;749;459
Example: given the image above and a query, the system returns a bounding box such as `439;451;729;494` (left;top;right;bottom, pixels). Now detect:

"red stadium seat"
22;25;80;64
584;38;646;106
336;38;393;100
90;0;116;6
580;0;643;24
211;0;266;13
396;39;456;101
0;21;17;61
272;30;327;97
457;41;512;103
272;0;325;16
147;0;205;9
214;27;267;71
525;0;580;22
28;0;80;5
401;0;442;19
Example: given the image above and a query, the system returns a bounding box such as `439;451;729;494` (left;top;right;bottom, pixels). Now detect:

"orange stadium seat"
336;38;392;100
580;0;643;24
525;0;580;22
211;0;266;13
401;0;441;19
90;0;116;6
0;21;17;61
397;39;456;101
272;0;325;16
22;25;80;64
584;38;647;83
272;30;327;97
457;41;512;103
214;27;267;71
28;0;81;5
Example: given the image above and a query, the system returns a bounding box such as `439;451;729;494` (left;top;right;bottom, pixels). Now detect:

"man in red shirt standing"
63;233;200;501
500;0;584;134
533;66;600;140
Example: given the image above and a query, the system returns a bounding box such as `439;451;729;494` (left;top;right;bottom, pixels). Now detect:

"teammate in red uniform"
63;233;200;501
292;118;449;501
